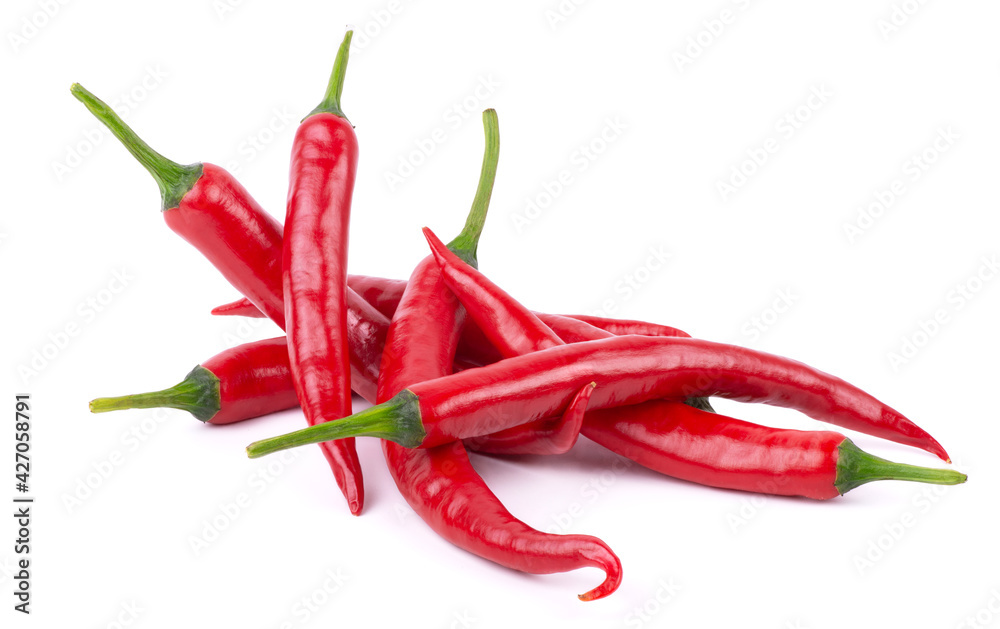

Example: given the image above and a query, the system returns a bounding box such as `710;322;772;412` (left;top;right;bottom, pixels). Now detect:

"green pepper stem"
246;390;424;458
69;83;202;210
446;109;500;269
308;29;353;121
89;365;221;422
835;438;967;495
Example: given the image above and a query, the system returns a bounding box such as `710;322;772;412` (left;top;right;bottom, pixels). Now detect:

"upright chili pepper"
377;109;621;601
70;85;286;327
421;237;963;495
246;334;950;460
72;36;367;514
281;31;363;513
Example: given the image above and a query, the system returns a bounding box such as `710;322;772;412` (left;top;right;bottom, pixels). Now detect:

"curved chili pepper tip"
69;83;202;210
834;438;966;495
576;541;624;601
89;365;221;422
554;382;596;454
308;29;354;122
923;437;950;463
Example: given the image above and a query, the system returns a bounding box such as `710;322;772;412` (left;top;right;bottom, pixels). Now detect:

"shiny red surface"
206;337;299;425
282;113;362;513
411;335;947;461
583;401;842;500
164;163;286;326
378;251;621;600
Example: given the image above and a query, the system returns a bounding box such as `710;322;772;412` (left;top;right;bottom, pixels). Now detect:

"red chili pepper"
90;304;590;460
423;227;565;354
86;312;591;456
89;338;299;424
213;278;690;339
211;276;407;322
210;299;267;318
70;85;286;327
582;400;964;499
246;334;950;461
281;31;363;514
71;36;367;514
567;314;689;339
376;109;621;601
534;313;614;343
463;382;596;456
346;275;409;321
424;225;599;453
90;289;392;422
84;311;567;431
424;228;711;452
424;228;964;496
212;279;685;361
95;332;963;499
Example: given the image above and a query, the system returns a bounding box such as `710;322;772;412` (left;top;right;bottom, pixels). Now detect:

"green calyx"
834;438;967;495
89;365;221;422
446;109;500;270
307;29;353;122
69;83;202;211
246;389;424;459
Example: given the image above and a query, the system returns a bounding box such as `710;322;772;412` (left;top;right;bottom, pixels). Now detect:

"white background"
2;1;998;627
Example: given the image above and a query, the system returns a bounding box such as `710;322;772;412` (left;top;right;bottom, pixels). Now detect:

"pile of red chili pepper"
79;30;966;601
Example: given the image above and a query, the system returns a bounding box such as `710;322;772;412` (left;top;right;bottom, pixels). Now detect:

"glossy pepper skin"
425;227;713;454
424;226;594;455
211;277;682;358
247;335;949;461
346;275;693;339
100;334;962;499
89;306;592;455
87;307;582;432
211;275;407;321
214;277;691;338
583;400;845;498
583;400;965;498
424;232;964;497
89;338;299;425
385;440;622;600
346;275;409;322
282;31;362;513
90;289;393;422
71;46;365;514
567;314;689;339
70;85;286;327
462;382;595;456
379;109;621;601
412;336;948;458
